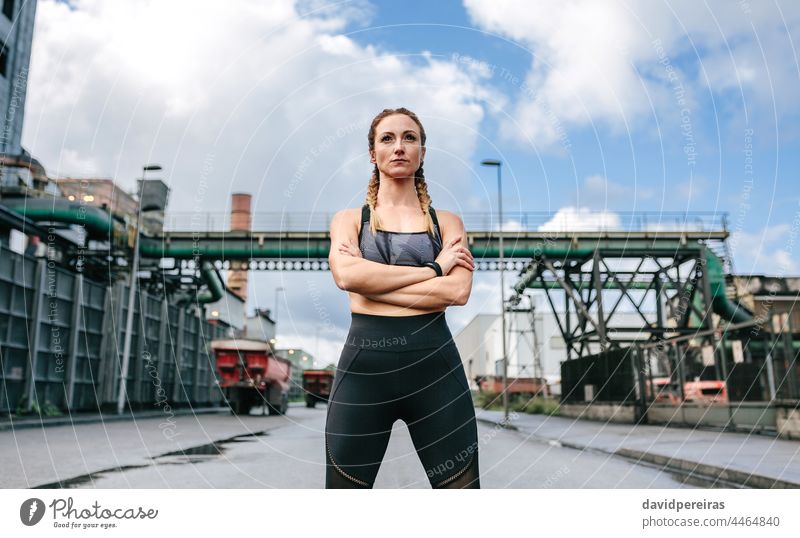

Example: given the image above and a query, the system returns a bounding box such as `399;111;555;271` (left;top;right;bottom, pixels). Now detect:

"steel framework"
511;242;742;360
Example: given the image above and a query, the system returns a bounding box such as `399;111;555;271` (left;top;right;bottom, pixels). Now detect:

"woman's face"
370;114;425;179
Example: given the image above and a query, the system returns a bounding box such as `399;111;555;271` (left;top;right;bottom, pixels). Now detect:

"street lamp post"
117;164;162;415
481;159;509;423
274;286;285;340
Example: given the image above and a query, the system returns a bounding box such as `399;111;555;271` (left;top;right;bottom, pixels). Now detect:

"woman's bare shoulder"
332;207;362;219
432;208;463;225
330;207;362;230
432;209;466;241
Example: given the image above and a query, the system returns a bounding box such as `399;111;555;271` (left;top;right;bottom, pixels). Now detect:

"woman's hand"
436;236;474;275
338;234;474;275
338;238;362;258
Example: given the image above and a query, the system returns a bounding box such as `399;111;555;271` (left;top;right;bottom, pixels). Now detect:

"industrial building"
453;300;651;396
0;0;37;155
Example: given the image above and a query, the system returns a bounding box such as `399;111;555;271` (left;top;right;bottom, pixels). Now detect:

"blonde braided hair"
366;107;435;236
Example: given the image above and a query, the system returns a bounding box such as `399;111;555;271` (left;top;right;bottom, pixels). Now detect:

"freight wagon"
302;369;334;408
210;339;292;415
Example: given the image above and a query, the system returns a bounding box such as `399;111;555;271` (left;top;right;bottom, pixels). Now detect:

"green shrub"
472;391;560;416
14;398;63;417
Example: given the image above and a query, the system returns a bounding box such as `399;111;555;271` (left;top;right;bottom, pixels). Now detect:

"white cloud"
537;206;621;232
463;0;800;150
23;0;498;217
771;250;798;274
21;0;511;340
728;223;799;275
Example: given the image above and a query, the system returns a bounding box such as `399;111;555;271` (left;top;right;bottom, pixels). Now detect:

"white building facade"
453;294;651;396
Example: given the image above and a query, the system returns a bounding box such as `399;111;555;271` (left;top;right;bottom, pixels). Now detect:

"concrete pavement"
475;408;800;488
2;404;704;488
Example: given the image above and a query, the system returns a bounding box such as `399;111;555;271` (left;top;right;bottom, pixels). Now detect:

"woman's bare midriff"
348;292;445;317
345;207;445;317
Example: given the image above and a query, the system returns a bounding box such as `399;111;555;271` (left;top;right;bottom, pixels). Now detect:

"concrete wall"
776;407;800;440
559;402;636;423
563;401;798;440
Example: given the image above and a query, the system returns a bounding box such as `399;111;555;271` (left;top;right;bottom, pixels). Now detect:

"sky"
22;0;800;365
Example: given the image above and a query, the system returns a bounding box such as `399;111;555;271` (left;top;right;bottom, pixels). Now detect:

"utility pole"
117;164;162;415
481;159;508;423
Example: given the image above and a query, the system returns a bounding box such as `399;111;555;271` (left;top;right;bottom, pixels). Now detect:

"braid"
415;164;435;235
366;163;381;235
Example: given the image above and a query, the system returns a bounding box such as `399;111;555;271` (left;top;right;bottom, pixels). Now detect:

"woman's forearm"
365;274;466;309
334;255;437;295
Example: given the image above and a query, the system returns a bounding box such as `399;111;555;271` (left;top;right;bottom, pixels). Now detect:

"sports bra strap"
428;206;439;229
361;203;440;228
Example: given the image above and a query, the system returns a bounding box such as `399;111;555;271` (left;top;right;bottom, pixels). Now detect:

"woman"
325;107;479;489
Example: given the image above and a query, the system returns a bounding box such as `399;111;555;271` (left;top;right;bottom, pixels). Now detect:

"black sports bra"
358;204;443;266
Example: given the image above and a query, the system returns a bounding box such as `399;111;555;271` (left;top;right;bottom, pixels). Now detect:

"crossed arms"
328;208;473;310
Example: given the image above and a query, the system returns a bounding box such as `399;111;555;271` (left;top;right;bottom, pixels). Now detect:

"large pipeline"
2;198;224;302
3;198;752;322
1;196;126;242
197;261;225;304
704;249;753;323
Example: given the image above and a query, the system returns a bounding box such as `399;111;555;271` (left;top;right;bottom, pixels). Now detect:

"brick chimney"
227;193;251;301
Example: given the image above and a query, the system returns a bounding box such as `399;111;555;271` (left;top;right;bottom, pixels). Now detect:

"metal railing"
162;210;730;233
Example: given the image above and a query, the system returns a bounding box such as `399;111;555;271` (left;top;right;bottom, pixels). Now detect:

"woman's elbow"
454;279;472;306
333;275;348;291
455;289;470;306
333;271;354;291
329;259;349;291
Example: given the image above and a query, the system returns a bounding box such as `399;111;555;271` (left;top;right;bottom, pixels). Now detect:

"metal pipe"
1;196;120;239
196;261;225;303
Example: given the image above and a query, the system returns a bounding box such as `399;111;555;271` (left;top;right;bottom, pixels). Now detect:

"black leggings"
324;311;480;489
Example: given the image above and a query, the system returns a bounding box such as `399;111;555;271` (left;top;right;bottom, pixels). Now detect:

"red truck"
645;377;729;405
302;369;335;408
683;380;729;404
210;339;292;416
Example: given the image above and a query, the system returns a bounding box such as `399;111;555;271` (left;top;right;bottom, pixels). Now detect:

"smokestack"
227;193;251;301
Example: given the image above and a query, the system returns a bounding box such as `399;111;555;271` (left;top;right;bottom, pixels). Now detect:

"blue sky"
356;0;799;241
22;0;800;359
358;0;800;276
